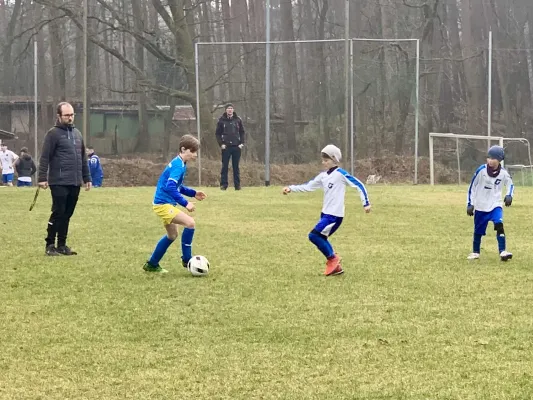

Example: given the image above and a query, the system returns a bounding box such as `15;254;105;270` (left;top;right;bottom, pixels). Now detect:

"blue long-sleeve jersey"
153;155;196;207
88;153;103;180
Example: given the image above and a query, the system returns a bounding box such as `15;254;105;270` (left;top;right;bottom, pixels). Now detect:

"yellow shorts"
153;204;181;225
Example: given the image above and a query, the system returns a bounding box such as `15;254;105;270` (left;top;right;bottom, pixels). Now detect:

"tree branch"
151;0;176;33
94;0;179;65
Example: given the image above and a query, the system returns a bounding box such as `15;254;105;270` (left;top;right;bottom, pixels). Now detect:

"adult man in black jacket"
215;104;245;190
38;102;92;256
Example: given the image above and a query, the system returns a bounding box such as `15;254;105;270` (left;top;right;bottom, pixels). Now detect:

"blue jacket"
88;153;103;181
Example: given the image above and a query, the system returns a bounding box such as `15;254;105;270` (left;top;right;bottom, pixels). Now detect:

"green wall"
78;111;166;139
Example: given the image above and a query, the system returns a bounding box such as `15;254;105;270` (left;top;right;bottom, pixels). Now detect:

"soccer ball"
187;255;210;277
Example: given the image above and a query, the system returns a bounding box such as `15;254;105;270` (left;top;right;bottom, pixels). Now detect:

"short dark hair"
20;147;28;153
225;103;234;110
87;145;94;150
179;134;199;153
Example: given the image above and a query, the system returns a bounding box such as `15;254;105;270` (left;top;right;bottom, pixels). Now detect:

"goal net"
195;39;419;185
429;133;533;186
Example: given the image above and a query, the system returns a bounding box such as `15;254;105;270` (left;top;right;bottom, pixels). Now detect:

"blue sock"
149;235;175;266
473;233;482;253
497;233;506;253
181;228;195;263
308;231;335;259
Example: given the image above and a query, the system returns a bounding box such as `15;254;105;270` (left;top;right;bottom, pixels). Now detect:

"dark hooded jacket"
38;123;91;186
15;153;36;178
215;112;245;147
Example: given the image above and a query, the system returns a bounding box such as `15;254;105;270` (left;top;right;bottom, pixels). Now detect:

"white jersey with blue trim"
467;164;514;212
1;150;18;174
288;167;370;217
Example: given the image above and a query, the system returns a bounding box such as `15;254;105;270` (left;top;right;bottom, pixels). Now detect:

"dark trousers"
220;146;241;189
46;185;80;247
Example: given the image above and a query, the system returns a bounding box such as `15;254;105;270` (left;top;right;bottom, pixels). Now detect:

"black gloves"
504;195;512;207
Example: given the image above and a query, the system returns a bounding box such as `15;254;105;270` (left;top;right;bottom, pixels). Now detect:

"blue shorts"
313;213;343;237
474;207;503;235
2;173;14;184
17;181;32;187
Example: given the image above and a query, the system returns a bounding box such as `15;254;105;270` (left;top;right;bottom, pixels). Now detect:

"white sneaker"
500;251;513;262
467;253;480;260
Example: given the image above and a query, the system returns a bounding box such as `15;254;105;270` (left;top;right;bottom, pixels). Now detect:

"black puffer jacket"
215;112;245;146
38;123;91;186
15;154;36;178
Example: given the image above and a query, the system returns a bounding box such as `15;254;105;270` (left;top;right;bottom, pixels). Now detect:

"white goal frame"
194;38;420;186
429;133;533;185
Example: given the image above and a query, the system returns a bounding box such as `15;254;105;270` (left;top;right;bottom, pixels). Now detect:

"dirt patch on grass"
100;154;455;187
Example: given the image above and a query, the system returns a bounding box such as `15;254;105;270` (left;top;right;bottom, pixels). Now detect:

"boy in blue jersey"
86;146;104;187
282;145;371;276
466;145;514;261
143;135;207;273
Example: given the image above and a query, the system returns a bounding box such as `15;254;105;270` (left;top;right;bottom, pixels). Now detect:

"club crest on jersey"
328;183;334;189
495;179;501;185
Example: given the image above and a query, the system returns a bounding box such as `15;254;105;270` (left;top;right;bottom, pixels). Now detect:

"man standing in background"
1;143;18;186
38;102;92;256
215;104;245;190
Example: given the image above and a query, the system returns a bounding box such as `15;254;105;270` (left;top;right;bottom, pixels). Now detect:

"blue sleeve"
179;185;196;197
165;160;191;207
339;169;370;207
467;165;484;206
165;180;189;207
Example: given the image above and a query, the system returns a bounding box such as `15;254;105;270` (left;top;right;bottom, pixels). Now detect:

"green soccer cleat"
143;262;168;273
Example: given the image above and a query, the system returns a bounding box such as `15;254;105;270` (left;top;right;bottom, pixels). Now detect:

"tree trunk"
317;0;329;147
37;12;49;131
132;0;150;152
2;0;22;95
280;0;297;160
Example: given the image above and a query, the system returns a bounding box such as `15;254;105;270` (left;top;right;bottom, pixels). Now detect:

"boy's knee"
185;218;195;229
166;230;178;241
308;230;325;242
494;222;505;235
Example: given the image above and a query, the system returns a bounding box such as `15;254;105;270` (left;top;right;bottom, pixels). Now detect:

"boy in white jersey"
467;145;514;261
1;143;18;186
283;145;371;276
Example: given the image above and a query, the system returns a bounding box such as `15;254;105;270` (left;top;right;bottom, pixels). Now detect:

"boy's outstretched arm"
340;170;371;212
283;174;323;194
179;185;197;198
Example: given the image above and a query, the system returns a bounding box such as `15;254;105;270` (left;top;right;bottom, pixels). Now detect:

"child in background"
466;145;514;261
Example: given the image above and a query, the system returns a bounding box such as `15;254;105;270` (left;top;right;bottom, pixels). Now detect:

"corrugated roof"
0;129;16;140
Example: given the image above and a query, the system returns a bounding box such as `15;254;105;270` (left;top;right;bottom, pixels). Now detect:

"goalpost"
194;38;420;186
429;132;533;185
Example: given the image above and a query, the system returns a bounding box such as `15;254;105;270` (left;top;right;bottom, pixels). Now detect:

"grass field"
1;185;533;399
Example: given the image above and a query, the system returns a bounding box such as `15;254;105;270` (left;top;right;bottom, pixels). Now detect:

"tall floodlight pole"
83;0;88;144
34;40;38;176
344;0;350;160
265;0;271;186
487;30;493;149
